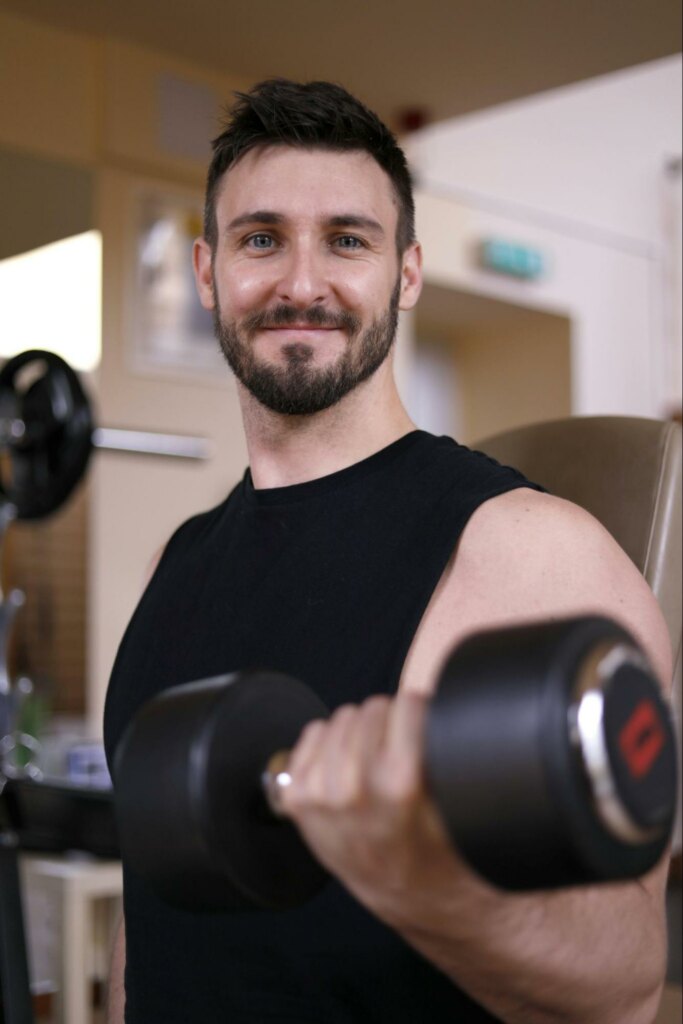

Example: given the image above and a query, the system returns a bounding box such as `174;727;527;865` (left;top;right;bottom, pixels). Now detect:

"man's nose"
275;244;330;308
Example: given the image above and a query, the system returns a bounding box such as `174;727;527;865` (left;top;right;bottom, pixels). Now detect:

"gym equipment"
0;348;210;520
116;671;330;912
0;347;200;1022
0;350;92;519
114;616;677;912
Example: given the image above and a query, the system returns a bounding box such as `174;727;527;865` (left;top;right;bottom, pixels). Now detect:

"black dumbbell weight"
114;670;330;911
113;617;677;911
425;615;677;889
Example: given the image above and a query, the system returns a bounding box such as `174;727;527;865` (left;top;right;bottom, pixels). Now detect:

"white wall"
408;55;682;248
406;56;683;422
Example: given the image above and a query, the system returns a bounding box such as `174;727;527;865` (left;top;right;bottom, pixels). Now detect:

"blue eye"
335;236;363;249
248;234;274;249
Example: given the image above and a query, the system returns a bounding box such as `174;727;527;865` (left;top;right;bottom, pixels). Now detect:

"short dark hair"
204;79;415;254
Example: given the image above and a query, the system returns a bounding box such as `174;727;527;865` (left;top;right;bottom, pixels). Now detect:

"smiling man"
209;158;403;417
104;80;673;1024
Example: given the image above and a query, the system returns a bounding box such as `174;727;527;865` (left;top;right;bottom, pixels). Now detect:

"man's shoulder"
448;487;671;685
456;486;597;564
401;488;672;694
449;486;639;619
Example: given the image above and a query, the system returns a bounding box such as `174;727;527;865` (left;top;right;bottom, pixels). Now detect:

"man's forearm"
388;869;667;1024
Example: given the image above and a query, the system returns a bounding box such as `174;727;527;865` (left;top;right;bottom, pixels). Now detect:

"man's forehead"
215;145;398;224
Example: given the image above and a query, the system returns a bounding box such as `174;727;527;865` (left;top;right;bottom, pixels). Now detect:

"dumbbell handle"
262;750;293;817
262;638;672;847
261;630;676;886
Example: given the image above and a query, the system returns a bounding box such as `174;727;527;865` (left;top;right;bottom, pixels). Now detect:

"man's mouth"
264;325;339;332
243;305;360;337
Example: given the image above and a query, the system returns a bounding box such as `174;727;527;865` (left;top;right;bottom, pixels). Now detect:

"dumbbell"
113;616;678;912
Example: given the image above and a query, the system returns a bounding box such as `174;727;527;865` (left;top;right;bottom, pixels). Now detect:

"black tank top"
104;430;542;1023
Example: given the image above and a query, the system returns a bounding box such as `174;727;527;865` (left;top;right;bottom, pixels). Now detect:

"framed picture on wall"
126;185;226;380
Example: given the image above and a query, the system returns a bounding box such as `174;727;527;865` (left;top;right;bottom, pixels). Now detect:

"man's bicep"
523;493;673;691
450;489;673;691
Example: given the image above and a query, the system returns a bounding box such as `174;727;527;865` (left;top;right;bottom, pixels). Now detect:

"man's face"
194;146;421;415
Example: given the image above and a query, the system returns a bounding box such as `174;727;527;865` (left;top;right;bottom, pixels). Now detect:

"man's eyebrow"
225;210;285;232
325;215;385;236
224;211;386;236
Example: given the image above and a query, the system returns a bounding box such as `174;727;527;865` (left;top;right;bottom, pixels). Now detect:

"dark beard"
213;281;400;416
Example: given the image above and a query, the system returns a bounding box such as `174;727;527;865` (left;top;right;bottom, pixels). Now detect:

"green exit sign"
480;239;545;280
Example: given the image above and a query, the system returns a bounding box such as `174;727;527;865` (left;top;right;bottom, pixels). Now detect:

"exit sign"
479;239;545;280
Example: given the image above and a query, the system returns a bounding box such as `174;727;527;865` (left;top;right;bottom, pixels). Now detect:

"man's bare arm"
107;915;125;1024
380;491;672;1024
280;489;674;1024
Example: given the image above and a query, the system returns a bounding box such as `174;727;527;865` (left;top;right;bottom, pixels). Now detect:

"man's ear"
193;237;216;311
399;242;423;312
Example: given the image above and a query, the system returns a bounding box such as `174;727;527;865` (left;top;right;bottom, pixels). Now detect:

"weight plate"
601;661;677;836
0;350;93;518
426;617;675;890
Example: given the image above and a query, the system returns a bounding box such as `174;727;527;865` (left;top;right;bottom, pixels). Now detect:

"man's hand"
277;691;489;926
276;655;670;1024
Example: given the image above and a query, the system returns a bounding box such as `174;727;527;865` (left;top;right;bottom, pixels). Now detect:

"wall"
409;56;682;249
408;55;683;421
0;147;94;261
413;283;572;444
413;190;657;418
0;9;250;733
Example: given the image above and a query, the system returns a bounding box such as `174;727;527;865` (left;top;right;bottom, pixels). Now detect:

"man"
104;79;673;1023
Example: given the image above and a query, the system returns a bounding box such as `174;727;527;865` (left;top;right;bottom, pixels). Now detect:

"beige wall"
412;282;572;444
0;11;98;164
92;166;248;732
0;9;250;733
416;325;572;448
454;322;571;445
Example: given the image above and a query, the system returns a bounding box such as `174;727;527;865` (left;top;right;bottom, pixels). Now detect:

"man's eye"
247;234;275;249
335;235;364;250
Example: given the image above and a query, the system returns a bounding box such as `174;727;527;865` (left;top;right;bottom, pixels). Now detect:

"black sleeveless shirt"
104;430;543;1023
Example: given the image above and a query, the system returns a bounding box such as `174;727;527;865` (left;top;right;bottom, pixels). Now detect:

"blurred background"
0;1;679;1019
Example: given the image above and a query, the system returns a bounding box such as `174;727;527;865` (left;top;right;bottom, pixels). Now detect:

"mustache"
242;304;361;335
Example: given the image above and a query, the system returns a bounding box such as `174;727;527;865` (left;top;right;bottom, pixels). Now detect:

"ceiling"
0;0;680;128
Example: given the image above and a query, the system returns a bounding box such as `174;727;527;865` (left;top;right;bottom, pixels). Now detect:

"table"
20;854;122;1024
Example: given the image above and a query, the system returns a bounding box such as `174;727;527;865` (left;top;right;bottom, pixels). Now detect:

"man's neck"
241;363;416;490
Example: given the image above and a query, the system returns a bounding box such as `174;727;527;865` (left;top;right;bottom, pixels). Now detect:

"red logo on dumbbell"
619;700;665;779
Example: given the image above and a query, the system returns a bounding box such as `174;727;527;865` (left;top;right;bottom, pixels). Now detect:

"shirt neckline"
242;430;428;506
